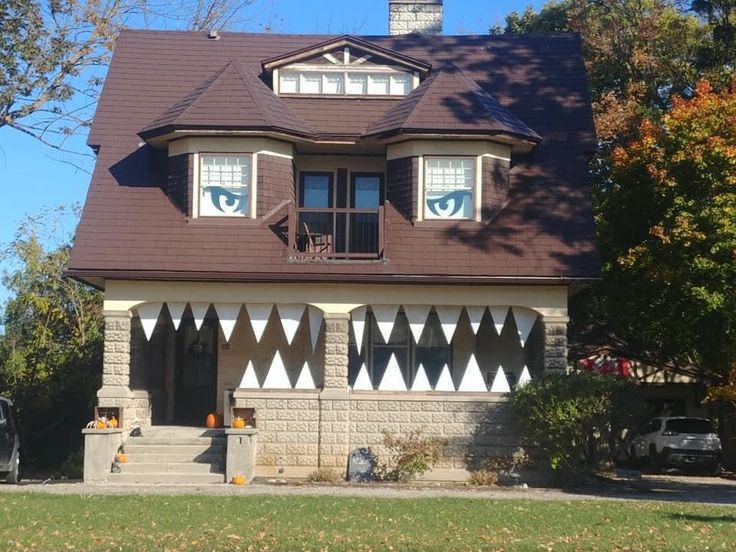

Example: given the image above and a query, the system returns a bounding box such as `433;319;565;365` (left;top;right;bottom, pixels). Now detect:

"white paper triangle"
512;307;538;348
136;302;163;341
465;306;486;335
308;306;322;352
378;354;407;391
352;363;373;390
458;354;488;392
404;305;431;343
246;304;273;343
411;364;432;391
517;365;532;388
262;351;292;389
351;306;367;355
295;362;316;389
434;364;455;391
214;303;241;343
435;306;463;344
276;304;305;345
372;305;400;343
490;366;511;393
190;302;210;331
488;307;509;336
165;302;187;331
239;361;260;389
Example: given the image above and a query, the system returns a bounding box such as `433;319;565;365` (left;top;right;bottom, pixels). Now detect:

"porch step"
136;426;226;439
124;437;226;446
109;472;226;484
124;444;224;455
118;462;223;474
120;453;224;464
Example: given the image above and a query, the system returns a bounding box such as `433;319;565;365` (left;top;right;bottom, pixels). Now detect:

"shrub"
510;371;647;482
374;430;448;483
467;469;498;486
307;468;341;484
466;448;529;486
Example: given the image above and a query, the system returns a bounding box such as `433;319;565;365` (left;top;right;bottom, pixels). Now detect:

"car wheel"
648;445;661;473
6;452;20;485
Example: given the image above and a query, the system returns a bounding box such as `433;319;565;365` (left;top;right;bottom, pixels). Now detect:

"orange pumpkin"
109;416;119;429
206;413;217;428
232;416;246;429
95;418;107;430
231;474;246;486
116;453;127;464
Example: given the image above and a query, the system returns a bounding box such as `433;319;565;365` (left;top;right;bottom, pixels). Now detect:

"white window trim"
420;156;478;222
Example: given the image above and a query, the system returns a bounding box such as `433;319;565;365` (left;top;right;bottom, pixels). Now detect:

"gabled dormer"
262;35;431;98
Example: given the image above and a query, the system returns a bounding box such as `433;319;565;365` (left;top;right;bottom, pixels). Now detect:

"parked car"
631;417;722;475
0;397;21;484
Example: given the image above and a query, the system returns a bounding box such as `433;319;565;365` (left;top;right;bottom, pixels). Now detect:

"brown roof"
70;30;600;285
364;62;540;143
140;61;315;139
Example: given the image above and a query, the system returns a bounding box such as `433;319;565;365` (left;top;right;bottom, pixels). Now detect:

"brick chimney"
389;0;443;35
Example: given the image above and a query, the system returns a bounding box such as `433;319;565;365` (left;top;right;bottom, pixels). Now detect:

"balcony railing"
288;205;384;260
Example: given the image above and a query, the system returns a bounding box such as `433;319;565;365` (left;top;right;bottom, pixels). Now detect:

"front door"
174;318;218;426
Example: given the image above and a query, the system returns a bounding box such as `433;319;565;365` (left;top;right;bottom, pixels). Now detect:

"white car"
631;417;722;475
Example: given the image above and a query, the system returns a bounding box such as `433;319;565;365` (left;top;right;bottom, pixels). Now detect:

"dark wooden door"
174;318;218;426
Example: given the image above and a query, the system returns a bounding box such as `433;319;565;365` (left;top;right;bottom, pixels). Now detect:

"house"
69;0;600;483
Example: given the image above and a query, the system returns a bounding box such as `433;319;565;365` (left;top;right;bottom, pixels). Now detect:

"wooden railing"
288;205;384;260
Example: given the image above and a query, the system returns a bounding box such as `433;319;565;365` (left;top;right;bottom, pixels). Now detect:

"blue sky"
0;0;543;304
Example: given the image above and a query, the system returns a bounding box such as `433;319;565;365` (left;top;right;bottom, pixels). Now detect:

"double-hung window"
424;158;475;220
199;154;250;217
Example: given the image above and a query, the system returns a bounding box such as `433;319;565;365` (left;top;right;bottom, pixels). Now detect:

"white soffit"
262;351;292;389
246;304;273;343
351;306;367;355
276;304;305;345
435;305;463;344
136;302;163;341
352;363;373;390
403;305;431;343
518;365;532;388
295;362;316;389
213;303;241;343
239;361;260;389
372;304;400;343
308;306;323;352
411;364;432;392
490;366;511;393
190;302;210;331
378;354;407;391
465;306;486;335
512;307;538;348
434;364;456;391
165;302;187;331
488;306;509;336
458;354;487;392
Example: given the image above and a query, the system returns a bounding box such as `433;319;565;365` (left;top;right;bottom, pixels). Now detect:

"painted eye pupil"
209;186;246;213
427;190;471;218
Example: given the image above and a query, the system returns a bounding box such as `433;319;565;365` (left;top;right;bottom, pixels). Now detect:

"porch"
96;281;569;480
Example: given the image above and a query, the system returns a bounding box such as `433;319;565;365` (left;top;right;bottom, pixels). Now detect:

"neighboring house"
69;0;600;482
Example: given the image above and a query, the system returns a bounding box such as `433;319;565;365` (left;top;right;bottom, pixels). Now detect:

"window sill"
186;217;261;227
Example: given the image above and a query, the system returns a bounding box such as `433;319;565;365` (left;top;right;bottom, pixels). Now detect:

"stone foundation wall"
233;389;516;480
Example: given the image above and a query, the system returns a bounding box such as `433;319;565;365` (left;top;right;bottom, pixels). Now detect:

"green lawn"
1;494;734;551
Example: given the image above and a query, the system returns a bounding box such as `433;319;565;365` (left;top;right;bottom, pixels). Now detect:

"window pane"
424;158;474;219
199;155;249;217
280;72;298;93
367;74;389;95
301;174;331;208
369;311;410;388
352;176;380;208
390;73;412;96
415;311;453;387
323;73;344;94
346;73;367;94
300;73;321;94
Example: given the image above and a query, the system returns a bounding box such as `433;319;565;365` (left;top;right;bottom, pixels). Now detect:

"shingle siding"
257;154;294;217
386;157;417;221
166;153;191;215
481;156;511;221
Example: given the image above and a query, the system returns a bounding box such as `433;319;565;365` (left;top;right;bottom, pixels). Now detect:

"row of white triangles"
238;354;316;389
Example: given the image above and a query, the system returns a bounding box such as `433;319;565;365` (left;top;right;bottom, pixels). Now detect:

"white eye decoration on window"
424;159;474;220
199;155;250;217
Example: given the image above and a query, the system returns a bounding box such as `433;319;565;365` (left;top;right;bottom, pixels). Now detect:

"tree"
0;0;255;158
0;207;104;472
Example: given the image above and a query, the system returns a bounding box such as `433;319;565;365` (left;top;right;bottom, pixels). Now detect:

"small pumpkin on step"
206;413;217;428
231;416;246;429
231;474;246;486
115;453;127;464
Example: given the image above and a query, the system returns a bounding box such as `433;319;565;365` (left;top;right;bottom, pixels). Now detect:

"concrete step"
125;437;226;446
109;472;226;484
123;453;224;464
119;462;223;475
124;444;225;455
137;427;226;439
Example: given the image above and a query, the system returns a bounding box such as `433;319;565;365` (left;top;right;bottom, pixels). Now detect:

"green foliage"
510;372;647;480
374;430;448;483
0;208;103;470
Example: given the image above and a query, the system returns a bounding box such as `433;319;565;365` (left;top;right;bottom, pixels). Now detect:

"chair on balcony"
303;222;332;258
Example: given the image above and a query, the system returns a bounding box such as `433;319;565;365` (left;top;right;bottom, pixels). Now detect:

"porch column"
542;315;569;374
97;310;134;428
318;313;351;471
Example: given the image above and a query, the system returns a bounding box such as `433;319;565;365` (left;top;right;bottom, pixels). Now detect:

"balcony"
288;205;384;260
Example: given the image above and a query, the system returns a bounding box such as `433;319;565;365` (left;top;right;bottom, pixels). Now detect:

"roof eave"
363;128;541;152
138;125;317;147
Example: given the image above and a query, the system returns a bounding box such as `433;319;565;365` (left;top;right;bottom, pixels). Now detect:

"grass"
1;493;735;551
